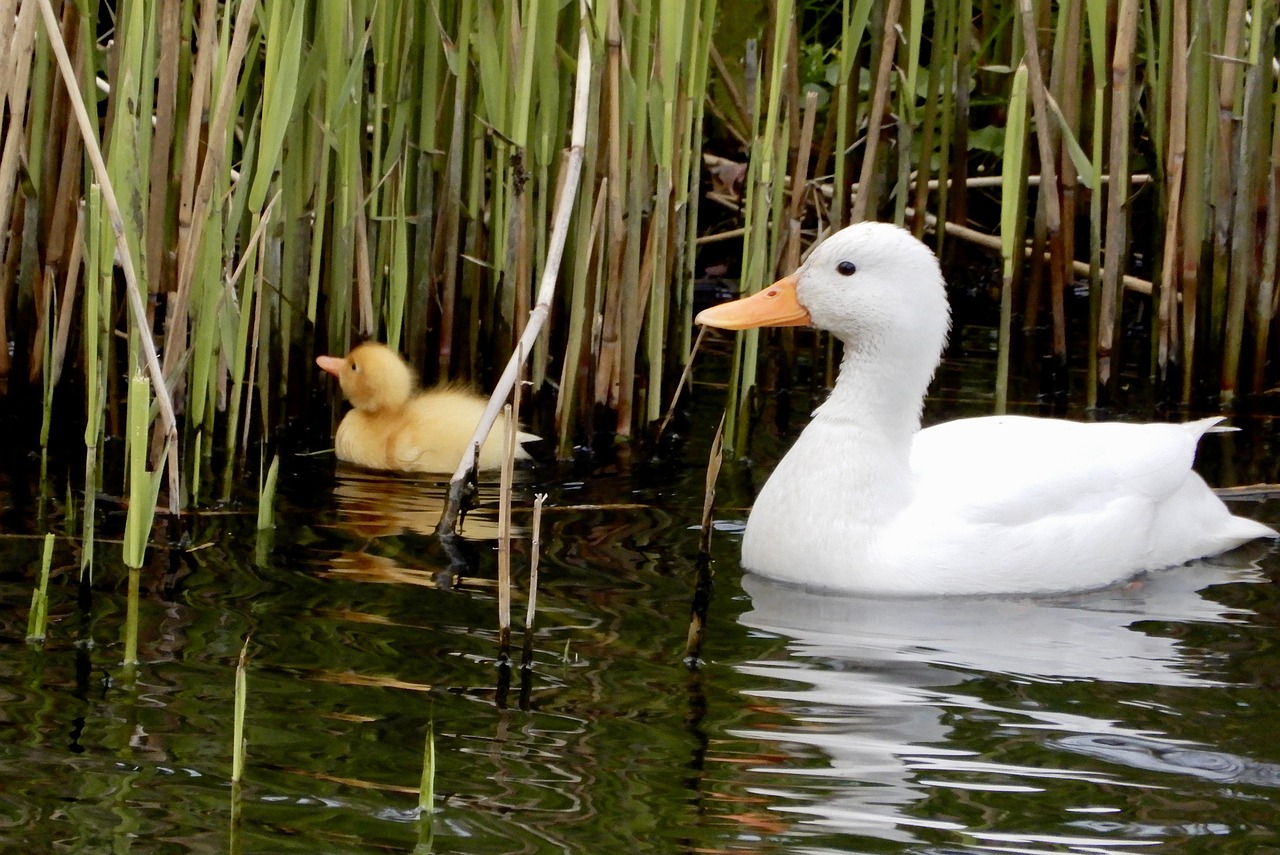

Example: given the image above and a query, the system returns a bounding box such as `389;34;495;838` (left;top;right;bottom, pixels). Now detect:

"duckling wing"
391;389;535;472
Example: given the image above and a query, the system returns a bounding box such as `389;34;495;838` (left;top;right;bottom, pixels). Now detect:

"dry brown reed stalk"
1156;0;1189;381
684;412;724;665
1210;0;1247;370
656;325;708;441
1255;44;1280;393
1179;1;1213;403
1016;0;1066;361
496;402;515;658
851;0;903;223
520;492;547;670
1097;0;1140;394
1222;0;1273;403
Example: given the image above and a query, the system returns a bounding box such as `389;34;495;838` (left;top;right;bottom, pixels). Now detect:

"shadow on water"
3;351;1280;852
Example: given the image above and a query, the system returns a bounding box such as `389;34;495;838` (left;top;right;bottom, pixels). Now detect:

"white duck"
696;222;1274;595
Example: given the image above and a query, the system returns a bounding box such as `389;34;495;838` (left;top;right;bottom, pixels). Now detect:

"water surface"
2;356;1280;853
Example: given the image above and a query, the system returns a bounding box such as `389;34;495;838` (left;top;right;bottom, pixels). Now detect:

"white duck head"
698;222;951;434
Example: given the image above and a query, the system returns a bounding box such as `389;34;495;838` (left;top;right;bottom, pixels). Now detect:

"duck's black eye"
836;260;857;276
349;361;359;372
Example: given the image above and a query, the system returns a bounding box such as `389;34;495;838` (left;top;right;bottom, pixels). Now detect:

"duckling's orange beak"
695;273;810;330
316;355;345;378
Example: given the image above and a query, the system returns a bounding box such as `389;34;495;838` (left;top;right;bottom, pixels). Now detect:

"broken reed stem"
698;414;725;556
525;493;546;634
906;208;1154;295
685;413;724;665
497;403;515;658
521;492;547;671
656;325;707;440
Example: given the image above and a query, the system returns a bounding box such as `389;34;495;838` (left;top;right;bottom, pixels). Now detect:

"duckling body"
697;222;1275;596
317;343;532;473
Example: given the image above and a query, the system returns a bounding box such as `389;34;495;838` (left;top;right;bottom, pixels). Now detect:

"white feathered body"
744;414;1273;595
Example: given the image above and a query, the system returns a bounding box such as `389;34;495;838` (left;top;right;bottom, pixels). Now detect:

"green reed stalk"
948;0;973;230
123;370;166;567
912;0;948;238
26;533;54;643
556;163;605;459
38;275;54;499
676;0;718;364
998;64;1028;413
1083;0;1108;406
232;638;249;783
433;0;477;376
931;0;958;253
256;455;280;531
417;718;436;820
615;0;654;437
832;0;872;229
81;185;108;581
726;2;793;456
643;0;682;425
121;372;164;668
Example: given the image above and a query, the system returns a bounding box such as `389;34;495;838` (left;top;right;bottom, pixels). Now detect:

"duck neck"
812;342;929;463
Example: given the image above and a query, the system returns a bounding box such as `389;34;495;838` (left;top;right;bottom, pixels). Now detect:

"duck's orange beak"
695;273;810;330
316;355;345;378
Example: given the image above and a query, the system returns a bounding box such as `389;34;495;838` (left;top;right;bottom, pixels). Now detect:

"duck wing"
909;415;1225;526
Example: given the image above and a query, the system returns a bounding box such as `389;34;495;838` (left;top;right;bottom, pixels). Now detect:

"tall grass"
3;0;1280;533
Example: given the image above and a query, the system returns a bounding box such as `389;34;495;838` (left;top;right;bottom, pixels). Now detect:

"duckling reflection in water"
316;342;536;473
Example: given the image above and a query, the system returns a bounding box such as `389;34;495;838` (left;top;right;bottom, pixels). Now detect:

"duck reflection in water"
719;549;1275;847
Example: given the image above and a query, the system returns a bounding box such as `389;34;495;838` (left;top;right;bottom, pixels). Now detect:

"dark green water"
4;357;1280;853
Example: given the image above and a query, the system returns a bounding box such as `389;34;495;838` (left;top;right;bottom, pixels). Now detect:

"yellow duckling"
316;342;533;472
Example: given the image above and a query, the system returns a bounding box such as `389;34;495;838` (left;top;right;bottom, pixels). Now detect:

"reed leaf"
997;64;1028;413
232;638;249;783
26;533;54;643
256;455;280;531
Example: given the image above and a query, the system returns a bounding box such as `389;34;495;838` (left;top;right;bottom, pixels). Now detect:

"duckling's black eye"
836;260;857;276
349;361;359;372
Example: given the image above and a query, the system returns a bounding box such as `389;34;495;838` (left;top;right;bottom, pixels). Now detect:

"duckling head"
316;342;416;412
